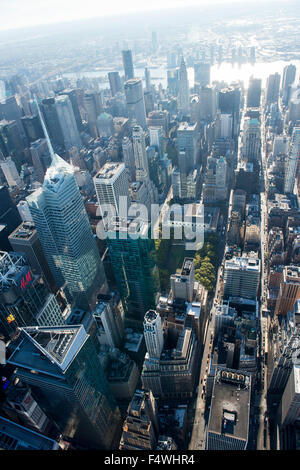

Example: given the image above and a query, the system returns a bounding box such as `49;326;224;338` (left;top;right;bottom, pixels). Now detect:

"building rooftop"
208;367;251;443
8;325;88;373
95;162;125;180
225;257;260;272
9;222;36;241
0;416;59;450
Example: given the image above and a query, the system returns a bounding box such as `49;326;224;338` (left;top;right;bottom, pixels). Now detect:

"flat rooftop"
0;416;59;450
95;162;124;180
208;368;251;442
9;221;36;241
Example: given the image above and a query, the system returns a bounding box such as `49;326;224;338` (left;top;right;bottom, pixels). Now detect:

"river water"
63;60;300;90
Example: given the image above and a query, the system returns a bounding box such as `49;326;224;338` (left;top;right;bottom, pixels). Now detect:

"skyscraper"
281;64;296;105
122;50;134;81
247;78;261;108
194;61;210;90
223;257;260;301
9;221;57;293
27;104;106;310
0;251;64;339
93;162;130;219
0;185;22;249
266;73;281;104
8;325;121;449
41;98;65;152
178;57;190;116
284;127;300;194
132;124;149;180
275;265;300;316
106;218;160;325
280;365;300;427
124;79;147;130
122;136;136;181
0;157;22;188
55;95;82;151
108;71;122;97
143;310;164;359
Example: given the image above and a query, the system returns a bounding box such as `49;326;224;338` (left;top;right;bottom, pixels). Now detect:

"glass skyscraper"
106;218;160;326
27;104;107;311
8;325;121;449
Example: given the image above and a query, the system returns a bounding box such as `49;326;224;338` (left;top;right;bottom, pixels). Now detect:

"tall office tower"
194;61;210;90
0;251;64;340
17;200;33;223
41;98;65;152
242;117;261;162
93;162;130;220
122;136;136;181
280;365;300;427
167;68;180;96
266;73;281;104
0;416;60;450
220;114;233;138
282;64;296;105
0;157;22;188
58;89;83;132
170;258;195;302
0;119;26;170
106;218;160;325
124;79;147;130
268;300;300;397
145;67;151;92
0;96;26;142
171;168;181;198
178;57;190;116
122;50;134;81
132;124;149;180
96;112;114;138
9;221;57;293
177;122;198;170
93;295;124;348
0;185;22;249
27;107;106;310
30;138;51;183
246;77;262;108
119;389;159;450
83;91;102;138
8;325;121;449
275;266;300;316
284;127;300;194
149;127;164;157
223;257;260;301
21;115;44;143
144;310;164;359
206;368;251;450
199;85;217;121
108;72;122;97
55;95;82;151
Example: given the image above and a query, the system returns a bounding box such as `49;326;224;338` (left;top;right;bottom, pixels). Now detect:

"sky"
0;0;291;32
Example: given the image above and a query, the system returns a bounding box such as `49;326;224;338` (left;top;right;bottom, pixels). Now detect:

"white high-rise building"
124;79;147;130
144;310;164;359
220;114;233;138
224;257;260;301
132;125;149;181
27;102;106;310
284;127;300;194
243;117;261;162
17;200;33;222
1;157;22;188
122;137;136;181
93;162;130;219
55;95;82;151
178;57;190;116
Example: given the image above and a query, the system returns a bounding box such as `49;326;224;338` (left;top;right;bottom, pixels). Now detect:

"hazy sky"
0;0;289;31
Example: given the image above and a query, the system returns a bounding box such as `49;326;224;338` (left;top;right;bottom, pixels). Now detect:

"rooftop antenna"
34;95;59;166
